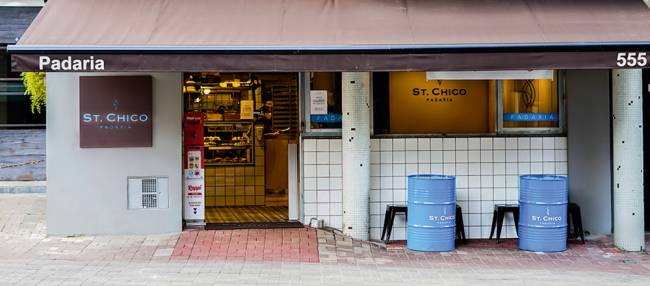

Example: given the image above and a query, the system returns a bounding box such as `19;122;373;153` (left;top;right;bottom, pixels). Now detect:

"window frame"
301;72;342;136
496;70;566;135
300;71;566;137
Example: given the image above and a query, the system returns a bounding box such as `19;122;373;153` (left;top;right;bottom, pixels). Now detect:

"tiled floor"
205;206;288;223
171;228;319;263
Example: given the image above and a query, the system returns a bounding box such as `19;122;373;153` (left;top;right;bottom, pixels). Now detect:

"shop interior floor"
205;206;288;224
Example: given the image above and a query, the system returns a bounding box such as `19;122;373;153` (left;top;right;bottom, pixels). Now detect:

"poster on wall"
389;72;491;134
310;90;328;115
184;148;205;223
79;76;153;148
240;100;254;120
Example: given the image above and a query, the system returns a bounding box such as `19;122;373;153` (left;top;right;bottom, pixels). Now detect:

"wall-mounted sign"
79;76;152;148
389;72;491;134
503;113;559;122
310;114;342;123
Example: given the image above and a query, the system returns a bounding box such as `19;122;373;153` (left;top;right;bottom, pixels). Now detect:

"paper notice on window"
310;90;328;115
240;100;254;120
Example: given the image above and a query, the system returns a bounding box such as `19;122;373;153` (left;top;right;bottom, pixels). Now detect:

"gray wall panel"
46;72;182;235
567;69;612;235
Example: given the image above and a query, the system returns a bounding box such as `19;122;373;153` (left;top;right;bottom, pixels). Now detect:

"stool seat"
381;204;466;244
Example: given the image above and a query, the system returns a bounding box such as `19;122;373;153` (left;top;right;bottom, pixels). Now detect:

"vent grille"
141;178;158;208
128;177;169;209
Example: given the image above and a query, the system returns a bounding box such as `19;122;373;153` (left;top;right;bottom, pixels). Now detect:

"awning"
9;0;650;72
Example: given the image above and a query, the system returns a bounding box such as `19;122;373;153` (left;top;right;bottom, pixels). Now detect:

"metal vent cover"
128;177;169;209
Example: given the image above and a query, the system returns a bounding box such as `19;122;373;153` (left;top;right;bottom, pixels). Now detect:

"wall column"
612;69;646;251
341;72;371;240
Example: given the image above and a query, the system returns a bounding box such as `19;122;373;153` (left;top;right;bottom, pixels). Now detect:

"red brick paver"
318;230;650;276
172;228;319;263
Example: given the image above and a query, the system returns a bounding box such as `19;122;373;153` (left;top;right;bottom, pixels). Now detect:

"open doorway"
183;72;300;227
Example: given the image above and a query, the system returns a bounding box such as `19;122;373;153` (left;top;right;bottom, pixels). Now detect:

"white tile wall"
303;136;568;240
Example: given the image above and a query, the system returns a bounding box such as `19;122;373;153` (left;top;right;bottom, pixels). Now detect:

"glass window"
499;72;563;132
373;71;496;135
304;72;342;133
0;49;46;127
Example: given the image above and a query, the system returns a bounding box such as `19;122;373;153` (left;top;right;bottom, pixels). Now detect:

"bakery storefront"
10;0;649;250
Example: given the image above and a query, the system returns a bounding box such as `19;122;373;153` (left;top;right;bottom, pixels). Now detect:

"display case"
203;121;254;166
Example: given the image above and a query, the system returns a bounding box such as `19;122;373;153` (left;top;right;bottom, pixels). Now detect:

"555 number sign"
616;52;648;68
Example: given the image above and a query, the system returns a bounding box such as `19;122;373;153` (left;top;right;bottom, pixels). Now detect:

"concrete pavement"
0;193;649;285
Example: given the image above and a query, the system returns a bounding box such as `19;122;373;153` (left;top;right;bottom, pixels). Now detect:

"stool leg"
513;210;520;236
575;208;585;244
489;209;498;240
381;206;391;241
385;209;396;244
456;207;466;242
567;210;575;239
496;209;505;243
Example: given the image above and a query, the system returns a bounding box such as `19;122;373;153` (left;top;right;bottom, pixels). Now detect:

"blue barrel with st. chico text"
407;174;456;252
518;175;568;252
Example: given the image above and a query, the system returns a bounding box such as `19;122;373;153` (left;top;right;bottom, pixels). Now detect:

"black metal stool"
568;202;585;244
489;204;519;243
381;204;466;244
381;205;407;244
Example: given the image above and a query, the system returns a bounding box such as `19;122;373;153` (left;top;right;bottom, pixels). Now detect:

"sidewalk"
0;193;649;285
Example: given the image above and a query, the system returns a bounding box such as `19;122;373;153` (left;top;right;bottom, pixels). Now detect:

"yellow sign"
389;72;491;134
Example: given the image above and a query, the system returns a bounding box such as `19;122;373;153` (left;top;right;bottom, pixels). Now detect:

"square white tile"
317;139;330;152
468;138;481;150
304;165;317;178
418;138;430;150
443;138;456;150
380;138;393;151
493;138;505;150
317;165;330;177
380;151;393;164
455;138;468;150
405;151;418;163
393;138;406;151
430;138;443;150
405;138;418;150
303;140;317;152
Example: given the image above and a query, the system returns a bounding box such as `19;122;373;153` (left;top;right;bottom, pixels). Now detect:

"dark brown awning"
9;0;650;72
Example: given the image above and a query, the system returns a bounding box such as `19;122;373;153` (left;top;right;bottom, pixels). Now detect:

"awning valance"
9;0;650;72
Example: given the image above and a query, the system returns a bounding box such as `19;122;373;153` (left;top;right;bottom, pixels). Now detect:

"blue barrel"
407;174;456;252
518;175;568;252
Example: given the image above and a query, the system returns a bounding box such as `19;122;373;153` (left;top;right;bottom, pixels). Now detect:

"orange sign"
389;72;491;134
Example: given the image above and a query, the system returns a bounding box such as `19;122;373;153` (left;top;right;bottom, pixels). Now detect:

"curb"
0;182;47;193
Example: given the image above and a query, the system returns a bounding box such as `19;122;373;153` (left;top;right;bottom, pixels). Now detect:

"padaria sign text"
39;56;105;71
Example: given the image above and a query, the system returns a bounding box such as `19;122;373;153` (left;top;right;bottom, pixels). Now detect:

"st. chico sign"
79;76;152;148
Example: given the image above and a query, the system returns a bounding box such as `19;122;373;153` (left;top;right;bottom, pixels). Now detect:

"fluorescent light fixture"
426;70;554;80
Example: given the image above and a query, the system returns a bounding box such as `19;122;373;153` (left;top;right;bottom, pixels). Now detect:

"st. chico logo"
531;207;562;224
428;207;455;223
81;97;150;129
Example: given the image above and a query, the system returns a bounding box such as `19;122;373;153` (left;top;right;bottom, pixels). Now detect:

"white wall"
567;69;612;235
303;136;568;240
46;72;183;235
